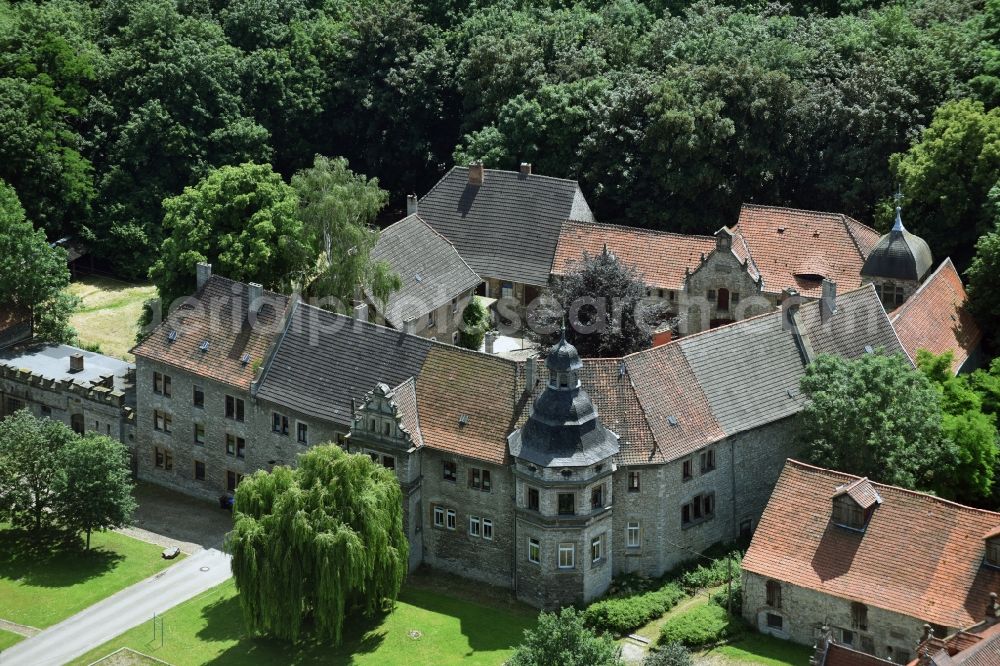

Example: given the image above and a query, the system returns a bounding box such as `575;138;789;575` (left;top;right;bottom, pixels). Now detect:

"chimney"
353;302;369;321
196;262;212;291
821;279;837;324
485;331;497;354
403;319;417;335
406;194;418;217
247;283;263;316
520;162;532;176
69;353;84;373
524;356;535;394
468;163;484;186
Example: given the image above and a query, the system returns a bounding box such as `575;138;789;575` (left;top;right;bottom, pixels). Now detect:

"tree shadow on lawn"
398;587;531;653
195;592;387;665
0;528;124;588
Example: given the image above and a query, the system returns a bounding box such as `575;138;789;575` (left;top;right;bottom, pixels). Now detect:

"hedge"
658;602;742;648
677;551;742;591
584;582;685;635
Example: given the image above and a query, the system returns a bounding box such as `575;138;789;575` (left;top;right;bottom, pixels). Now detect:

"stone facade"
743;573;929;664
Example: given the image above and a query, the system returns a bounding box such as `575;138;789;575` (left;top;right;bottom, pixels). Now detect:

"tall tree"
148;162;312;308
798;353;956;494
226;445;407;644
0;179;77;343
537;248;664;358
291;155;399;310
509;607;622;666
54;435;136;550
0;411;77;533
966;197;1000;351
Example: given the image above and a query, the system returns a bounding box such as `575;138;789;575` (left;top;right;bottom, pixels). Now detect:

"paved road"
0;548;231;666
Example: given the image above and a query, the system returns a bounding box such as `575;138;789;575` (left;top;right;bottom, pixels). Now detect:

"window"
717;288;730;311
707;289;716;301
682;504;691;525
226;470;244;492
193;385;204;408
766;580;782;608
272;412;289;435
501;282;514;300
433;505;445;528
700;449;715;473
528;538;540;564
443;461;456;482
590;484;604;510
194;460;206;481
832;497;866;530
740;519;753;538
628;471;640;492
427;311;436;327
558;543;575;569
626;521;640;548
987;538;1000;567
297;422;308;445
446;509;456;530
236;437;246;459
766;613;783;630
527;487;540;511
71;413;84;434
732;292;741;306
225;395;244;421
153;371;171;396
469;516;481;537
153;409;171;433
40;405;52;418
482;519;493;541
841;629;854;646
682;493;715;526
558;372;569;388
591;535;604;564
383;421;391;435
194;423;205;445
154;446;173;470
226;434;245;458
382;455;395;470
558;493;575;515
851;602;868;631
682;459;692;481
469;468;481;489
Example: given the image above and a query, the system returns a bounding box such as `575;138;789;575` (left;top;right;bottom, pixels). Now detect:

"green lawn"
73;579;536;666
0;628;24;652
707;632;813;665
68;276;157;360
0;527;179;628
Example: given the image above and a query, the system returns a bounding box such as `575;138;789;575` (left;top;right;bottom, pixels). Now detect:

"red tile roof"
912;622;1000;666
744;460;1000;629
131;276;290;390
835;478;882;510
891;258;983;374
552;220;716;291
734;205;880;297
415;345;517;465
824;643;892;666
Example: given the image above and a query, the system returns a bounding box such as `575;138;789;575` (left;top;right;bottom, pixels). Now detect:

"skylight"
199;341;210;352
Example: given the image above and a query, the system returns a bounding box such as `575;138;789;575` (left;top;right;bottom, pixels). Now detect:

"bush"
509;607;622;666
458;298;490;350
659;602;741;648
677;551;742;591
644;642;693;666
710;580;742;614
584;583;685;635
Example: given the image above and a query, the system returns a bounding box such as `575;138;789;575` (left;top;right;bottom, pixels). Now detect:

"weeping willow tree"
225;444;408;644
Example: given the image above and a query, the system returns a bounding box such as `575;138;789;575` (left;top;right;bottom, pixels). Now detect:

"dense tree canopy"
226;445;408;644
967;204;1000;351
798;353;958;496
509;607;622;666
148;162;311;308
0;0;990;281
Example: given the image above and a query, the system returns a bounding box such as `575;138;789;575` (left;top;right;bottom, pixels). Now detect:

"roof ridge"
842;214;878;259
889;257;955;323
786;458;1000;518
741;202;866;222
560;219;717;242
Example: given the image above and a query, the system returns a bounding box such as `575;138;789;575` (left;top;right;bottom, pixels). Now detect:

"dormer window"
985;533;1000;568
831;478;881;531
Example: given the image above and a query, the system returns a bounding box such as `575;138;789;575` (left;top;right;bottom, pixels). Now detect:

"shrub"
584;583;685;635
677;551;742;591
710;580;742;614
644;642;693;666
509;607;622;666
659;602;741;648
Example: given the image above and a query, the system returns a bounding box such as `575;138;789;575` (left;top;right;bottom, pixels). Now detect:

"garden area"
0;525;177;630
73;579;537;666
68;275;156;360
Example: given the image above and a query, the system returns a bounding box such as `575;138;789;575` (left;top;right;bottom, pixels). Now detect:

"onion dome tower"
861;205;933;309
509;330;619;609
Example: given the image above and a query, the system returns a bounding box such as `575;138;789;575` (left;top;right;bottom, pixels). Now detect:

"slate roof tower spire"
861;199;933;309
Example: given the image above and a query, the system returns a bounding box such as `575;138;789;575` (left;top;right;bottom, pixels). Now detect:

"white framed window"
626;521;640;548
482;519;493;541
433;505;445;528
558;543;575;569
528;538;540;564
591;535;604;564
501;282;514;299
469;516;480;537
446;509;456;530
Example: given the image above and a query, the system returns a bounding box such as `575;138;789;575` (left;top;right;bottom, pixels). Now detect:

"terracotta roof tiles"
744;460;1000;630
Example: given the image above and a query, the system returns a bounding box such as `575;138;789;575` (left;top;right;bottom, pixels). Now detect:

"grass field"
68;276;157;360
0;628;24;652
0;527;179;629
74;579;536;666
707;633;813;665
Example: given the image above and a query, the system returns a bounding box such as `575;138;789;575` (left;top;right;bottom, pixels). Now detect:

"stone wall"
743;572;935;664
681;239;772;335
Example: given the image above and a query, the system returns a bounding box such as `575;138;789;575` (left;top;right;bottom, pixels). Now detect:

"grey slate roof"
254;302;434;426
0;343;133;391
796;283;907;361
416;166;594;286
367;215;482;328
861;207;933;281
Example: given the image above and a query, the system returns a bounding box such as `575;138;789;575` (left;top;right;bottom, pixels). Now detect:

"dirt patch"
87;647;172;665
